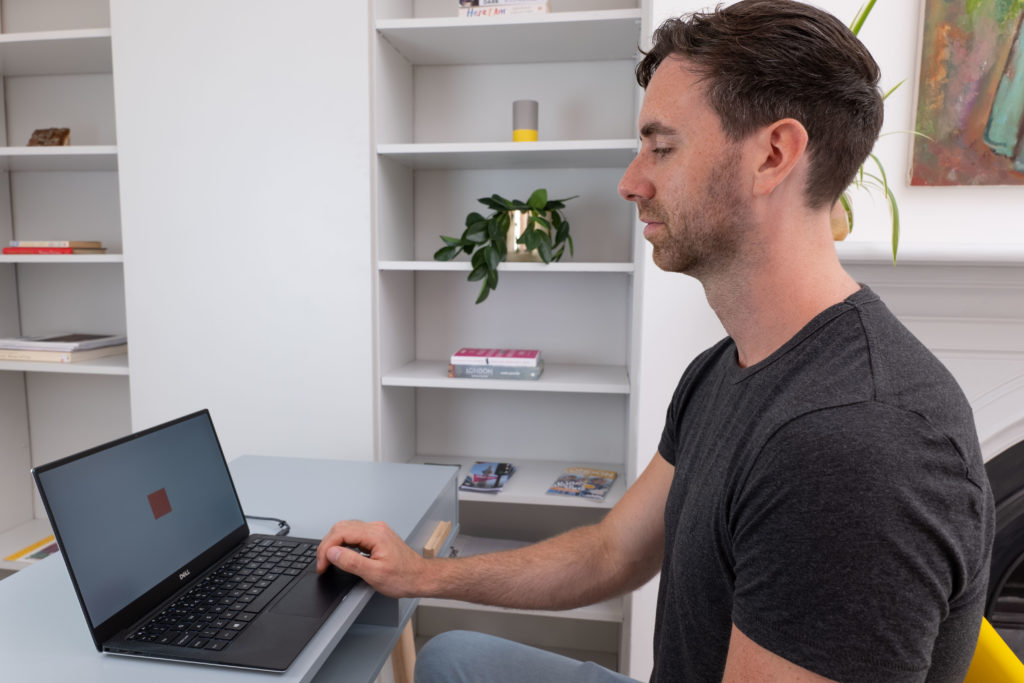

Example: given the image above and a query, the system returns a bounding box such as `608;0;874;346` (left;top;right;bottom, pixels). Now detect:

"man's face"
618;57;751;276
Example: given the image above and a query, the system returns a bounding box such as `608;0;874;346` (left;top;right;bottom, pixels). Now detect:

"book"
450;347;541;367
458;3;549;17
3;535;58;563
459;461;516;493
3;247;107;254
472;0;551;5
547;467;618;501
448;361;543;380
0;344;127;364
9;240;103;249
0;333;127;352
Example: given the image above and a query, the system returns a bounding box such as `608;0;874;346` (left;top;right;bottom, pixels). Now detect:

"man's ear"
750;118;809;198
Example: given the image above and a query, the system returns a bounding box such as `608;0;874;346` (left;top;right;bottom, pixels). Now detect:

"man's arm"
723;625;837;683
316;452;673;611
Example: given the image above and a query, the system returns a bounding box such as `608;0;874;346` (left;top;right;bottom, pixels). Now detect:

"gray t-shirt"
652;286;994;682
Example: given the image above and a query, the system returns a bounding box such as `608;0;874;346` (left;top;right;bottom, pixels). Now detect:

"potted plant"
434;189;576;303
831;0;916;260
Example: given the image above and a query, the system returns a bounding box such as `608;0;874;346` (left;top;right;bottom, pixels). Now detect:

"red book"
450;347;542;367
3;247;106;254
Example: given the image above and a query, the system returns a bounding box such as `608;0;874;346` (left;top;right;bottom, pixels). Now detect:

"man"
318;1;994;680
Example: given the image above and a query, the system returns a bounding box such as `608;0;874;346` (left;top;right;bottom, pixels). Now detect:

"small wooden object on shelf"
27;128;70;146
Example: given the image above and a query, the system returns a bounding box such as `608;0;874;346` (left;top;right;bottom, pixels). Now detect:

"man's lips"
640;218;664;239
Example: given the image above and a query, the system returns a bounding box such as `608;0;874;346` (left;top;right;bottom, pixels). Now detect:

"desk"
0;456;459;683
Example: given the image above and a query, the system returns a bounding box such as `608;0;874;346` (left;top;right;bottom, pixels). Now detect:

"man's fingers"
316;520;383;573
316;521;364;572
326;545;374;573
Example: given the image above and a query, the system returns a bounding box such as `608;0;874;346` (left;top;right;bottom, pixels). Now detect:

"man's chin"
650;247;697;275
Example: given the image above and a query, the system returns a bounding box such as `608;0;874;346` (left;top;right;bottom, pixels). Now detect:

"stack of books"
458;0;550;18
3;240;107;255
0;333;127;363
447;347;543;380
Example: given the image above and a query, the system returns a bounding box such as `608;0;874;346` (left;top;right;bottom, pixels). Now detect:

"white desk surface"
0;455;457;683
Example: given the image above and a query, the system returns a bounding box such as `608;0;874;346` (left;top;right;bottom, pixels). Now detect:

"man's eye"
652;147;673;157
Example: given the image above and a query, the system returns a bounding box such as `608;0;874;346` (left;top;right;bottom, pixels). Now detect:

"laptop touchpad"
270;571;355;618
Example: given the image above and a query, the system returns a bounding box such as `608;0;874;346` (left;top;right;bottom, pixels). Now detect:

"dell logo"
179;569;191;581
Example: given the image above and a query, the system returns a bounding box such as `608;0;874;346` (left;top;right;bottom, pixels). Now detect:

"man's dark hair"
636;0;884;209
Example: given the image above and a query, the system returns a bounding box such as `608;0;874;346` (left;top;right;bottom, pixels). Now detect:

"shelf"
383;360;629;394
377;139;637;170
411;455;625;508
0;254;123;264
379;260;633;273
837;240;1024;267
0;146;118;171
0;518;54;572
418;595;624;623
0;29;112;76
376;9;642;66
0;353;129;376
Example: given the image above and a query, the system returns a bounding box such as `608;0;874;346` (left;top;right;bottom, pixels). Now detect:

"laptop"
31;409;359;671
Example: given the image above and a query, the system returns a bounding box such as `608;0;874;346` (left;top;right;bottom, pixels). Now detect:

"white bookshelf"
0;145;117;171
0;354;128;376
376;9;642;65
410;455;625;508
0;1;128;568
373;0;644;672
377;139;637;170
379;260;634;272
0;28;111;76
384;360;629;394
0;253;122;264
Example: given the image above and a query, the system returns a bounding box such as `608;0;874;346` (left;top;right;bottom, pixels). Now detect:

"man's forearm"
419;523;656;611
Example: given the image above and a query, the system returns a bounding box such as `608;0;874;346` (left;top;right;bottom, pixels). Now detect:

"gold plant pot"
505;210;548;262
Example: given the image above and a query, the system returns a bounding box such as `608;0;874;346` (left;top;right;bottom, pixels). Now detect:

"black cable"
245;515;291;536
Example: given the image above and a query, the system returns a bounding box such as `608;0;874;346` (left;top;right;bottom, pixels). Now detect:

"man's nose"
618;155;652;202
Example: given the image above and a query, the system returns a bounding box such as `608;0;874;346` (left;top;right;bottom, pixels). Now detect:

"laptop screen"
34;411;246;628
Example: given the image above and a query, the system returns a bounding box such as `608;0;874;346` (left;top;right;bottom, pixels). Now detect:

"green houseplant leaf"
434;190;578;303
843;0;910;261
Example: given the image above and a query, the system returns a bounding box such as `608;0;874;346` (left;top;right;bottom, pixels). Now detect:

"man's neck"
701;236;860;369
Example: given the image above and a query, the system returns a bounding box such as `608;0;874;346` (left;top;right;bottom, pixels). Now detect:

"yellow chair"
964;618;1024;682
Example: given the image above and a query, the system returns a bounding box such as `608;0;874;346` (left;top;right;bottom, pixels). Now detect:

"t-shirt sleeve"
658;344;725;466
729;402;990;682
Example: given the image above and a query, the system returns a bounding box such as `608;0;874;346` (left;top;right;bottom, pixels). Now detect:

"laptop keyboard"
126;538;316;652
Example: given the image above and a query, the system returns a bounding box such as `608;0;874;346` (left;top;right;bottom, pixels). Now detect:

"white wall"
110;0;375;462
629;0;1024;677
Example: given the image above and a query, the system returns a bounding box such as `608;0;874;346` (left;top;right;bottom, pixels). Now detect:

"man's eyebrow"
639;122;678;138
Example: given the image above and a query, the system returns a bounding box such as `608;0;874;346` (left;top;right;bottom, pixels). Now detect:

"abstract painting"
911;0;1024;185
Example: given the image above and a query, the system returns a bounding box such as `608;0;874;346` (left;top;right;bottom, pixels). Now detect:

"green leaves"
844;0;904;260
527;188;547;212
433;189;577;303
849;0;877;36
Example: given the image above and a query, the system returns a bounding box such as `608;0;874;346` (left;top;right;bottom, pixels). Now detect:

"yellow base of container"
513;129;538;142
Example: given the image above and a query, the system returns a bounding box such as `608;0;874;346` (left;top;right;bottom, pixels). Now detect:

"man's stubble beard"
645;153;750;279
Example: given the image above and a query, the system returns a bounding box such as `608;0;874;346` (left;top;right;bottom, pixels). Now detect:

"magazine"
0;333;126;352
459;461;516;493
546;467;617;501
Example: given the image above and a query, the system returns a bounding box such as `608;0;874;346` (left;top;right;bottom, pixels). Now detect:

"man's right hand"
316;520;429;598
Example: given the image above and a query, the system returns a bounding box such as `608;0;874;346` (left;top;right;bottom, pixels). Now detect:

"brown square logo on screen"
148;488;172;520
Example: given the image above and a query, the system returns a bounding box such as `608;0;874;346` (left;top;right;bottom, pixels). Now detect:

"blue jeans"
413;630;642;683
